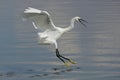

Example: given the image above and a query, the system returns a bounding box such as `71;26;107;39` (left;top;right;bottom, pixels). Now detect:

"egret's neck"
64;18;75;32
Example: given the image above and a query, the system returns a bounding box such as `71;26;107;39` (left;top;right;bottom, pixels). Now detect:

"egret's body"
23;7;87;66
37;29;63;45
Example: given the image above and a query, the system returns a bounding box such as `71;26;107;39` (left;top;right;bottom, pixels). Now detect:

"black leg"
56;49;65;63
59;54;70;61
56;49;70;61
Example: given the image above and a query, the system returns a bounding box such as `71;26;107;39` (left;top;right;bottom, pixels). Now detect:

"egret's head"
74;16;88;27
74;16;81;22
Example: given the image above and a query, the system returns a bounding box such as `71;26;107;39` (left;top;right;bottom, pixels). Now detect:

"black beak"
78;18;88;27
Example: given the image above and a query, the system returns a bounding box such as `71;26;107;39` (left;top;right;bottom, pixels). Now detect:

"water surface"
0;0;120;80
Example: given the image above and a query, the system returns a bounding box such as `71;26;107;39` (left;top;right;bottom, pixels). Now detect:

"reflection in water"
0;0;120;80
0;66;81;78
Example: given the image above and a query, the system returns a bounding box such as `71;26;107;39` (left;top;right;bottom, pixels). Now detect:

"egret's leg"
56;49;70;60
68;59;77;64
56;49;77;64
56;49;65;63
56;49;71;66
59;55;70;60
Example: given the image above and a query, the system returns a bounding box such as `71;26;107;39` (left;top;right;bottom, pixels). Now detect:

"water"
0;0;120;80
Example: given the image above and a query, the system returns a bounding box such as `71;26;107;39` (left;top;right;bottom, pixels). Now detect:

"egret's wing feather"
24;7;54;32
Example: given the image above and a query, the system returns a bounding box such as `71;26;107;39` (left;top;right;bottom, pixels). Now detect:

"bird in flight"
23;7;87;66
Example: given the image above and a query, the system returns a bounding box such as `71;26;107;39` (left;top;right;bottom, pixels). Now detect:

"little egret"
23;7;87;66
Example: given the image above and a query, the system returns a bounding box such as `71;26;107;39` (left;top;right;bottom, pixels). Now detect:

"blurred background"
0;0;120;80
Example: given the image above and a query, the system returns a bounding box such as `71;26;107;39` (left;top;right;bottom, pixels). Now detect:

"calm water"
0;0;120;80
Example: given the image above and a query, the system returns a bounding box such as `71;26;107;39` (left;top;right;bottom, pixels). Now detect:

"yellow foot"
64;62;71;67
68;59;77;64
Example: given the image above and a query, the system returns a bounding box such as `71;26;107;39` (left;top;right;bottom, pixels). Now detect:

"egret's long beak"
78;18;88;27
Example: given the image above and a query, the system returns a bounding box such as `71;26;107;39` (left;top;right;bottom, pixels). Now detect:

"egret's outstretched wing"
23;7;55;32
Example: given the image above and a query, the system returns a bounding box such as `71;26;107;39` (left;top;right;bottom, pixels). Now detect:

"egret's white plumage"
23;7;87;66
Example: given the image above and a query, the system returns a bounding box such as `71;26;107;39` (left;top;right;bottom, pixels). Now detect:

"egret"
23;7;87;66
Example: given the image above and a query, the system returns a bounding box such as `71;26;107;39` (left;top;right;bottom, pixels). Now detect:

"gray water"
0;0;120;80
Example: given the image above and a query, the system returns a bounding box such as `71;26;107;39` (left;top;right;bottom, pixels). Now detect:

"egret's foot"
68;59;77;64
64;62;71;67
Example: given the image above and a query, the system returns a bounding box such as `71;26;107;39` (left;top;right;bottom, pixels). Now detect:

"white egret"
23;7;87;66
